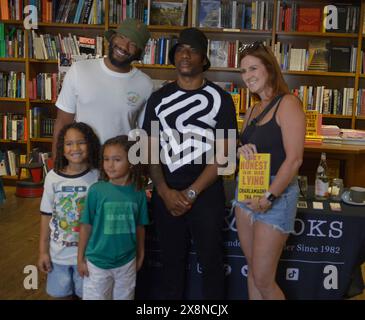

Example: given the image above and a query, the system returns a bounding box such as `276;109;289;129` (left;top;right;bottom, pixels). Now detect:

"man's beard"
108;43;139;68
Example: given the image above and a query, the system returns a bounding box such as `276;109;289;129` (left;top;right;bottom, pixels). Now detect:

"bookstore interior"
0;0;365;191
1;0;365;301
1;0;365;193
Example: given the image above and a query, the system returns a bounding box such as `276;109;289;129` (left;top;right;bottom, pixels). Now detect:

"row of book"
143;37;358;73
0;24;25;58
30;107;55;138
29;31;103;60
142;37;239;68
0;110;54;141
5;28;362;76
109;0;150;25
0;0;185;26
0;72;26;99
194;0;273;30
0;148;51;178
277;2;360;33
292;86;354;116
27;0;105;24
355;89;365;117
27;73;58;101
273;41;357;73
0;149;25;177
0;0;24;20
0;113;27;141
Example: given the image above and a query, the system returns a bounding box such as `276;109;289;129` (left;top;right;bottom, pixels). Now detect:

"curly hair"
100;135;147;190
54;122;101;173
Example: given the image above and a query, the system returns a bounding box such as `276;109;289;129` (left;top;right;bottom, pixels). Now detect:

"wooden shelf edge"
0;57;26;62
0;97;26;102
29;100;56;104
134;64;239;72
283;71;355;77
0;140;27;144
134;64;175;69
322;115;352;119
199;28;271;34
277;31;357;38
28;59;58;64
109;24;273;34
37;22;104;29
0;175;19;180
1;20;22;25
30;138;52;143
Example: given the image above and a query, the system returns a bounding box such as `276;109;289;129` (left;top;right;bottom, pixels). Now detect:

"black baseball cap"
168;28;211;71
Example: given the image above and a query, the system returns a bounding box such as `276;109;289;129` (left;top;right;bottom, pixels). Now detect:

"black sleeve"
216;91;238;138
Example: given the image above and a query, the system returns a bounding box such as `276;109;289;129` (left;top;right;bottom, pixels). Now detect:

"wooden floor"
0;186;364;300
0;187;49;299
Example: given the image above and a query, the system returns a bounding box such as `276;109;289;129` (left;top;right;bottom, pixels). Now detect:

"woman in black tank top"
233;41;306;300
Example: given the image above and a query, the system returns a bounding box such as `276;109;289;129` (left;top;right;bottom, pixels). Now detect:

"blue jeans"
46;263;83;298
232;176;299;233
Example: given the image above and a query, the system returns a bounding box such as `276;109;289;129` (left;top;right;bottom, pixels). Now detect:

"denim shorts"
232;176;299;233
46;263;83;298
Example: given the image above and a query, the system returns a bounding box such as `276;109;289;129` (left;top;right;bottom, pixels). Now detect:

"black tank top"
240;98;285;175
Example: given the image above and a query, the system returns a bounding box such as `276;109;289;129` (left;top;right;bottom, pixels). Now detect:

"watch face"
187;189;196;200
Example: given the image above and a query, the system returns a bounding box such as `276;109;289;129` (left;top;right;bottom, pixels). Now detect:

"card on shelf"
312;202;324;210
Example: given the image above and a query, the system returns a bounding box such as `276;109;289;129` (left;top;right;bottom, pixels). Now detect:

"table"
136;191;365;300
304;144;365;187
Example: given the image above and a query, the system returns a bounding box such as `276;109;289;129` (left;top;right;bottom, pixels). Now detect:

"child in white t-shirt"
38;122;100;298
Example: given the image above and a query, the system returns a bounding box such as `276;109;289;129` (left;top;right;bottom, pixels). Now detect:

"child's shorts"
232;176;299;233
46;263;83;298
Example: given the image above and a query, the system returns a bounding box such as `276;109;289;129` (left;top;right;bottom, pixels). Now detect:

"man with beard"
53;18;153;154
142;28;237;299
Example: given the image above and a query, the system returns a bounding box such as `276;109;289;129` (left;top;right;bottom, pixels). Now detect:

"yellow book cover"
231;92;240;116
19;154;29;179
238;153;270;201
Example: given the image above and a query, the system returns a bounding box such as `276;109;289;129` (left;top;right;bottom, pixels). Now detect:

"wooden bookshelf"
2;0;365;185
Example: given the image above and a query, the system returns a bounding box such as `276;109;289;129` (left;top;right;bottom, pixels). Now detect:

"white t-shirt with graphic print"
40;169;99;265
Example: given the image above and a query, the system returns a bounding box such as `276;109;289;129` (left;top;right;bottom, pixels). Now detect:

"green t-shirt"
80;181;149;269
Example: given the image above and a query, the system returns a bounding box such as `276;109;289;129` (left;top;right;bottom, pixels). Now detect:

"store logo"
293;218;343;238
240;265;248;277
23;5;38;30
224;264;232;276
286;268;299;281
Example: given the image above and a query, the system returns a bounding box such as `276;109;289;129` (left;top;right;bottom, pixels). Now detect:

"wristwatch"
264;191;277;203
186;189;198;202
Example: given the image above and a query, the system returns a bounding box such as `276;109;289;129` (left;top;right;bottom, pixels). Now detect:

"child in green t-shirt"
78;135;149;300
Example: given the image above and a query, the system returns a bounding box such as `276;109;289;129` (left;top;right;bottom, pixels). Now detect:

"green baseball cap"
105;18;150;51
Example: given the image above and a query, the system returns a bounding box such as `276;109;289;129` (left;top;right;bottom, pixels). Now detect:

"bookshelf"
1;0;365;185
